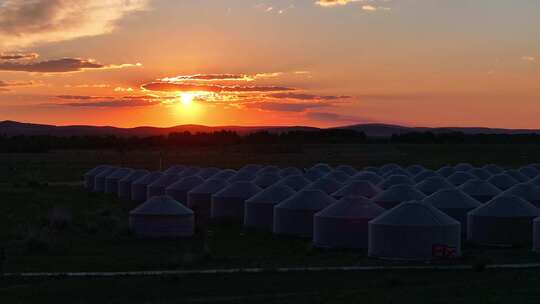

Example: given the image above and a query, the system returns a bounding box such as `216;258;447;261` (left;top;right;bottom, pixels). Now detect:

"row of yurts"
84;162;540;260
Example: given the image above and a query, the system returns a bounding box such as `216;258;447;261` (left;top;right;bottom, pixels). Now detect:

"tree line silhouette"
1;130;539;152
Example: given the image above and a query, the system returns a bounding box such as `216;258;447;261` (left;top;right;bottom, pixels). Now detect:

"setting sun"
179;93;195;106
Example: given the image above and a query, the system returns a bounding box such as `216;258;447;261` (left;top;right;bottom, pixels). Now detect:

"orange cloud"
0;0;150;47
141;82;295;93
159;72;283;82
0;52;39;60
0;58;141;73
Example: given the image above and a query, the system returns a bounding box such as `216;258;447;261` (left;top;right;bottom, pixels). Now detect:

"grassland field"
2;143;540;303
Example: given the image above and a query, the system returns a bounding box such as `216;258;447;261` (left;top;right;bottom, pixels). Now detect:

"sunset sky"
0;0;539;128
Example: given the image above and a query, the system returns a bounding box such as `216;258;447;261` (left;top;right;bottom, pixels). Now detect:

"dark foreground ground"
3;269;540;303
2;144;540;303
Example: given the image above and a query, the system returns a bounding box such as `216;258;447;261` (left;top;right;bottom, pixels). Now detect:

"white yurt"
258;165;281;175
447;171;476;186
187;178;228;225
129;195;194;238
163;165;186;175
177;167;200;178
415;176;454;195
197;167;220;179
305;177;342;195
454;163;474;172
314;196;385;249
458;179;501;203
93;166;118;192
382;168;411;178
469;168;492;180
279;167;303;177
105;168;133;195
118;169;149;200
273;190;336;238
364;166;380;173
131;172;164;203
519;166;540;179
324;171;351;183
487;173;519;191
351;171;383;185
422;188;482;234
482;164;504;175
467;195;540;245
436;166;456;178
253;173;281;189
244;184;296;231
304;168;325;181
406;165;426;176
379;163;401;176
335;165;357;176
211;181;261;221
147;174;182;198
84;165;111;190
226;171;256;183
212;169;237;180
331;180;381;199
311;163;333;174
368;201;461;260
378;174;415;190
505;169;530;183
532;217;540;253
275;174;311;191
165;175;205;205
413;170;441;183
503;183;540;207
238;164;263;174
372;184;426;209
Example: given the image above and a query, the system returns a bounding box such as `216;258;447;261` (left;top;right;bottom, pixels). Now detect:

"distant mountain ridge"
1;120;540;138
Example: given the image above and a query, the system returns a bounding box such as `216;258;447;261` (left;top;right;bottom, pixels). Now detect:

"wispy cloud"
316;0;391;11
267;92;351;100
141;82;294;93
0;52;39;60
51;95;161;107
244;101;332;112
315;0;362;7
159;72;283;83
522;56;536;63
0;58;141;73
0;80;37;92
0;0;151;48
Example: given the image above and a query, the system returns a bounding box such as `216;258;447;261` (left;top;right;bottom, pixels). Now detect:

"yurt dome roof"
378;174;414;189
306;177;342;194
163;165;186;175
332;180;381;198
130;195;194;216
415;176;453;194
370;201;460;227
212;169;237;180
213;181;261;199
324;171;350;183
447;171;476;186
436;166;456;177
482;164;504;175
167;175;204;191
335;165;357;176
413;170;441;183
311;163;333;173
423;188;481;209
189;178;228;195
505;169;530;183
458;179;501;196
503;183;540;202
406;165;426;175
245;184;296;205
120;169;150;182
468;195;540;218
133;171;164;185
253;173;281;187
519;166;540;179
197;167;220;179
373;184;426;203
351;171;383;184
275;174;310;190
382;168;411;177
454;163;474;172
469;168;492;180
487;174;519;190
316;196;385;219
276;189;336;211
279;167;303;177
